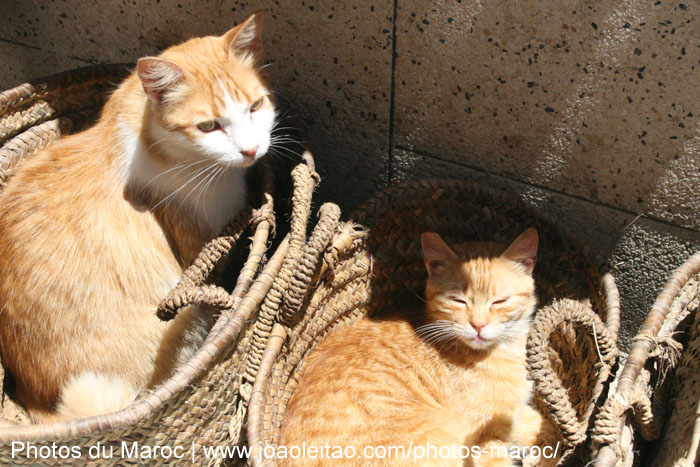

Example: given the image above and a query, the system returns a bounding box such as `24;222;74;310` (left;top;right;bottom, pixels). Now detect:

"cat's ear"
136;57;185;104
421;232;457;276
224;13;263;62
503;228;538;275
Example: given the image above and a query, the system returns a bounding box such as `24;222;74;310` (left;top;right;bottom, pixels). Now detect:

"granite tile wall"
1;0;698;346
0;0;393;211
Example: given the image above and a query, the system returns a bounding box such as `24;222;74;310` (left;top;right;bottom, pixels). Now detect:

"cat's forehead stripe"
462;260;492;286
217;74;256;101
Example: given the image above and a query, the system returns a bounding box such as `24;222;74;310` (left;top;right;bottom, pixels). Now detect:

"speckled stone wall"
1;0;698;347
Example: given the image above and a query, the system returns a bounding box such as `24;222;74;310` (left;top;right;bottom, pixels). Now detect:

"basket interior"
258;180;616;458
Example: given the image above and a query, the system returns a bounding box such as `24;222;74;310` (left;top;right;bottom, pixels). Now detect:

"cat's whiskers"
415;320;457;346
144;158;211;190
269;135;299;143
436;334;460;353
151;161;218;212
415;327;445;343
146;136;175;152
269;140;305;158
269;135;307;147
196;166;226;222
269;125;299;133
269;135;305;147
176;161;221;214
269;125;301;136
269;142;303;153
268;123;308;162
207;166;230;221
407;288;427;303
255;61;275;73
268;147;299;163
269;124;305;141
269;142;305;156
495;319;531;341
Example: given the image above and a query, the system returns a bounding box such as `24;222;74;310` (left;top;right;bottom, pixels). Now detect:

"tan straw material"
593;250;700;467
0;65;318;465
245;179;621;466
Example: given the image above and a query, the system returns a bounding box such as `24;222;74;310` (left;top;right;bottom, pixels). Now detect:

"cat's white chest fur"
119;119;248;238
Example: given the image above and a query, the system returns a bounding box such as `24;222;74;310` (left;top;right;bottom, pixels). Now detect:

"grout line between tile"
386;0;399;186
0;36;93;64
396;144;700;235
0;36;41;51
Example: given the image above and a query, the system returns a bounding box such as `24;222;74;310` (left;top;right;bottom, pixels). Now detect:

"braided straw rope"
593;250;700;467
278;203;342;325
246;178;621;466
243;157;320;381
0;65;316;465
527;299;617;447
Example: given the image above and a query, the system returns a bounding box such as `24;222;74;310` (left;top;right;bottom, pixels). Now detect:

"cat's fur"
279;229;560;466
0;13;275;422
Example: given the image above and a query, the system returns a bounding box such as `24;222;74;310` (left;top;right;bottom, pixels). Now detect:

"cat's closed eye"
491;297;510;306
451;297;468;306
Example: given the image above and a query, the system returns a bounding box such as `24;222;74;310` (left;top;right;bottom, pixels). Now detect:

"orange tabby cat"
279;229;560;466
0;14;275;422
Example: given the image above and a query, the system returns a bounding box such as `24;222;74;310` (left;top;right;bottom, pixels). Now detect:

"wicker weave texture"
651;273;700;466
246;179;621;466
593;251;700;467
0;65;317;465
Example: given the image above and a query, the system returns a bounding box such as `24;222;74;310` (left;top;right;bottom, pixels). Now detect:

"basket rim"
1;63;133;189
0;63;133;121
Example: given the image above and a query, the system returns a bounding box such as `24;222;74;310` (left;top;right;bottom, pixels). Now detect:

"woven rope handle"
0;83;37;118
157;204;257;321
591;375;660;467
245;155;319;378
594;377;660;443
278;202;341;326
527;298;617;446
248;323;287;467
593;252;700;466
592;339;669;453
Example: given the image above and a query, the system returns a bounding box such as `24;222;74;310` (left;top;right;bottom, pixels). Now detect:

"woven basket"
245;179;621;466
593;251;700;467
0;65;319;465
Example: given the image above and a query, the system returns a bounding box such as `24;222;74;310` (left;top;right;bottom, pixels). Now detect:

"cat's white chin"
219;156;260;168
462;336;497;351
221;148;269;167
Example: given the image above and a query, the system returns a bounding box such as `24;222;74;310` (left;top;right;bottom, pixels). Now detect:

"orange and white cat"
0;14;275;422
279;229;560;466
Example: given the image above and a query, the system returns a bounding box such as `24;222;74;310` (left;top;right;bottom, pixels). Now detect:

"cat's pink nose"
471;322;487;335
241;146;258;159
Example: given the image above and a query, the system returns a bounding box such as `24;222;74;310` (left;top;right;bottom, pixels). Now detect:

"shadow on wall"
393;0;699;232
4;1;698;226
